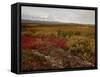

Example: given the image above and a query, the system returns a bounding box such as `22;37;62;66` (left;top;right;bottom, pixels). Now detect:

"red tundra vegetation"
21;35;67;49
21;23;95;72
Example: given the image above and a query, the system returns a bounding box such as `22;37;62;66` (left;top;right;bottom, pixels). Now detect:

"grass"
21;22;95;72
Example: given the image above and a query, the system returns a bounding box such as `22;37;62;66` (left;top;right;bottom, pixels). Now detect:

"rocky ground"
21;44;94;71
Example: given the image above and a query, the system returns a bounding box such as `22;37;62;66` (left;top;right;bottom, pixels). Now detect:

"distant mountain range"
21;20;67;24
21;20;94;26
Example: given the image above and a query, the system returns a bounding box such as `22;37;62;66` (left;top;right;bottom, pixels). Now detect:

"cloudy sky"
21;6;95;24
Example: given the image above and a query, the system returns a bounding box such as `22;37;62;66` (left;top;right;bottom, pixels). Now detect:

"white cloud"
21;6;95;24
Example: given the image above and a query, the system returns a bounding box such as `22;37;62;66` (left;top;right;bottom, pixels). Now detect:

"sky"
21;6;95;24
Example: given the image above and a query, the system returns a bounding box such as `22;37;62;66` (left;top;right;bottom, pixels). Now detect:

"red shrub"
47;38;67;48
21;35;67;49
21;35;33;49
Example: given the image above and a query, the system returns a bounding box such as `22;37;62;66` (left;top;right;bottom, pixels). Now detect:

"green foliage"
68;37;95;62
57;30;73;37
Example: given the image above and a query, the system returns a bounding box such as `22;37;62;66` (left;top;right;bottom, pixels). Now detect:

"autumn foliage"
21;22;95;72
21;35;67;49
